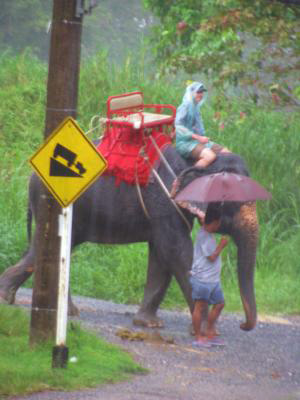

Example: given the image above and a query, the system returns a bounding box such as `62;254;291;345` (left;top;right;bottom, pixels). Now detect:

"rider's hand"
198;136;209;144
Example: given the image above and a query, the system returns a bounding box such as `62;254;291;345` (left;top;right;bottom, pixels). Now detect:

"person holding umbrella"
175;81;229;168
190;206;228;348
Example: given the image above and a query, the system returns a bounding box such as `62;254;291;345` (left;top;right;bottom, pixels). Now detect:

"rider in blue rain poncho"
175;82;229;168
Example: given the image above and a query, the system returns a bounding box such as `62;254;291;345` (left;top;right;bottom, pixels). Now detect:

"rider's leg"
220;147;231;153
195;148;216;168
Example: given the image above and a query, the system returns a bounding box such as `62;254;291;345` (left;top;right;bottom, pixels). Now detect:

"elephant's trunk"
232;203;258;331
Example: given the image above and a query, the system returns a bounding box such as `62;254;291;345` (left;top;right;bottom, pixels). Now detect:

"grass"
0;305;146;397
0;50;299;318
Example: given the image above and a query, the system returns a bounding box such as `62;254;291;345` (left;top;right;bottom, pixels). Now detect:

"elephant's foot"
68;301;80;317
0;288;16;305
240;321;256;331
0;284;80;317
133;311;164;328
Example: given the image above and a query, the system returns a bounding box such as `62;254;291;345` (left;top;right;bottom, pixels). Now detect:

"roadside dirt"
6;288;300;400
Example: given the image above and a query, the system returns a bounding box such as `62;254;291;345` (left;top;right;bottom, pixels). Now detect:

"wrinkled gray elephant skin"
0;147;258;330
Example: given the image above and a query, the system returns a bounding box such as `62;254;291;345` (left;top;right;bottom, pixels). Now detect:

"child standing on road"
190;207;228;348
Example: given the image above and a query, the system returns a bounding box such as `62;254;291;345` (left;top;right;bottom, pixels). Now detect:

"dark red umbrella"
174;172;272;203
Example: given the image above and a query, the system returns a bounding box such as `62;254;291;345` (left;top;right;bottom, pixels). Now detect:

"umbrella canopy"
174;172;272;203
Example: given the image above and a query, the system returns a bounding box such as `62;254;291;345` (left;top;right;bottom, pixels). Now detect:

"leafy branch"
144;0;300;104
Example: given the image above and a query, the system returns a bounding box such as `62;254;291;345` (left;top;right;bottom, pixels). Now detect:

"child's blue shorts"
189;276;224;305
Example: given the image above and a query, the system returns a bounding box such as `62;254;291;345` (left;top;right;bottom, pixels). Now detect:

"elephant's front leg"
133;241;172;328
133;229;194;328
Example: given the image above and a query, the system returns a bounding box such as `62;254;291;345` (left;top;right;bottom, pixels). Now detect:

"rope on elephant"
87;115;107;137
135;158;150;219
132;134;193;231
147;135;196;230
152;169;192;231
140;154;192;231
148;134;177;180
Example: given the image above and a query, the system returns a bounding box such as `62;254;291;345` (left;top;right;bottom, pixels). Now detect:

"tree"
0;0;51;58
143;0;300;103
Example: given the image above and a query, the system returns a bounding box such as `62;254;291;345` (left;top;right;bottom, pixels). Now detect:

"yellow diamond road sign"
30;117;107;208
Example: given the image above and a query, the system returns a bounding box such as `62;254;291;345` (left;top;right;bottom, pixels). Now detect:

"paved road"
7;289;300;400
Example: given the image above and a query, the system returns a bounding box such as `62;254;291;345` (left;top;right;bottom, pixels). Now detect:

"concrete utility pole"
30;0;83;346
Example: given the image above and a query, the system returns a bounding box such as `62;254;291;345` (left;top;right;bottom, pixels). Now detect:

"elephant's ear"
176;153;250;193
174;162;219;192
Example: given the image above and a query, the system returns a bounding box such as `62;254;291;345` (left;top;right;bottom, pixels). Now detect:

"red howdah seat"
97;92;176;186
106;91;176;132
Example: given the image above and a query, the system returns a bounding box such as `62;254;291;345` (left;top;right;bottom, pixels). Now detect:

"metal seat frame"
106;91;176;131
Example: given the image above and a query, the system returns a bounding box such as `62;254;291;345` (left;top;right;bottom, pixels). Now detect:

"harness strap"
148;134;177;180
150;167;192;232
134;138;192;231
135;162;150;219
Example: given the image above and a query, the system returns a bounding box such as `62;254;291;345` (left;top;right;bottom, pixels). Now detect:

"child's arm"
207;236;228;262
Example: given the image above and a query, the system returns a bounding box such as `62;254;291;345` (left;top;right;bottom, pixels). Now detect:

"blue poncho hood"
181;81;207;111
175;81;208;157
175;81;207;135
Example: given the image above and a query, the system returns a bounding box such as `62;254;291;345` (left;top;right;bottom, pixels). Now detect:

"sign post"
52;204;73;368
30;117;107;367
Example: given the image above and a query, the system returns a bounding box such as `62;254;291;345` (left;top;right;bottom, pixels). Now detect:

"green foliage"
0;51;299;315
0;0;51;58
0;0;152;62
0;305;145;396
204;96;300;210
82;0;152;60
0;49;47;150
70;243;148;304
0;51;46;270
143;0;300;101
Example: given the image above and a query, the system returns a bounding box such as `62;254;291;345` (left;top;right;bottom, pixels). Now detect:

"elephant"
0;146;258;331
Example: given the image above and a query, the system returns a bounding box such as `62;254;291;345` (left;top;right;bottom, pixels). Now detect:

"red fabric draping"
97;126;172;186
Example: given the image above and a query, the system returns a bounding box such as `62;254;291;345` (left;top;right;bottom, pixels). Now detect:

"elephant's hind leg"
0;247;34;304
133;241;172;328
0;245;79;316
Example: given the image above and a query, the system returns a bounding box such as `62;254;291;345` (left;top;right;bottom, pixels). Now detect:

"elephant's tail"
27;201;33;244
